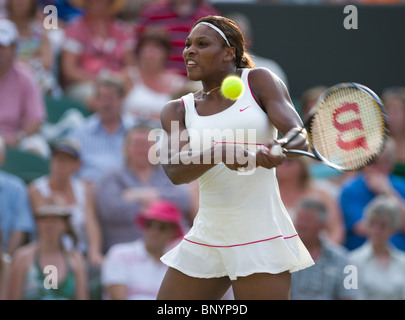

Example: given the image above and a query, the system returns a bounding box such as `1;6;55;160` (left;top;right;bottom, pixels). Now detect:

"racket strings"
309;86;386;171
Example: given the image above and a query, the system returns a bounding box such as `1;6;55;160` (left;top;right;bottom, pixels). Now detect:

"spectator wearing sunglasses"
101;200;184;300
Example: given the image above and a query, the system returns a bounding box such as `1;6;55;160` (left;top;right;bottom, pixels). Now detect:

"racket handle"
270;144;283;156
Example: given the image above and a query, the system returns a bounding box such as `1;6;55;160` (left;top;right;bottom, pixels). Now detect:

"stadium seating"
44;96;92;124
2;148;50;184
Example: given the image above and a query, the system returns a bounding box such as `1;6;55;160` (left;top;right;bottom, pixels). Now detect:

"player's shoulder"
162;97;183;115
248;67;281;84
161;94;192;124
247;67;285;99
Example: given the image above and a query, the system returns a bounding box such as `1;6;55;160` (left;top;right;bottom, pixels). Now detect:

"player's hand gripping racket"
270;82;389;171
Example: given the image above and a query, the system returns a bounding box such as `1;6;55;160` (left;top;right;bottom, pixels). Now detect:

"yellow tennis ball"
221;75;244;100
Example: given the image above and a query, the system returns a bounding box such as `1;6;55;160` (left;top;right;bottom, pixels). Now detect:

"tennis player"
157;15;314;300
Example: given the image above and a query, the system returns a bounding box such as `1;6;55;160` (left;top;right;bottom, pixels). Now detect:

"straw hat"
69;0;127;15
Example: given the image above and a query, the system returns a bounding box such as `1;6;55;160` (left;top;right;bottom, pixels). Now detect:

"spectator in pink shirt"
61;0;135;108
0;19;49;157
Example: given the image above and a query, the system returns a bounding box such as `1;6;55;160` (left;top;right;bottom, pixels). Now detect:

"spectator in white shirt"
101;200;184;300
349;195;405;300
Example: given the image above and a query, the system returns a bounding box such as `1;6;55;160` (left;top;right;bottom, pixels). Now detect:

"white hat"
0;19;19;47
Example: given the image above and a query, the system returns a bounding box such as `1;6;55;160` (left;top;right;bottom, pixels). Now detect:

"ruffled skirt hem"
161;235;314;281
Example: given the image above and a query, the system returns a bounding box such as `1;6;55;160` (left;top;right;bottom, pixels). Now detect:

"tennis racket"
269;82;389;171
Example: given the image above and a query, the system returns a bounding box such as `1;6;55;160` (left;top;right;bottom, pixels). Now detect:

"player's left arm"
249;68;308;168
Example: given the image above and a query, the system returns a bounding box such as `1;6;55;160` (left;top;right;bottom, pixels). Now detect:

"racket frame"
278;82;389;171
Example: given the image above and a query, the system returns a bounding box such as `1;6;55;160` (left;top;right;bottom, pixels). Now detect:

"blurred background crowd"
0;0;404;300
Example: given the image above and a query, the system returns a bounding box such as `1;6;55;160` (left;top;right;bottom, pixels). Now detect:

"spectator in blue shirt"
340;138;405;251
67;75;135;185
0;137;35;256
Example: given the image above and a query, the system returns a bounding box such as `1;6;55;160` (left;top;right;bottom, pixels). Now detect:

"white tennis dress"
160;68;314;280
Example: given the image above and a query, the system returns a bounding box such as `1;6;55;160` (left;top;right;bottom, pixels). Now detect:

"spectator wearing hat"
101;200;184;300
8;200;89;300
0;19;49;157
0;136;36;257
61;0;135;107
28;138;103;268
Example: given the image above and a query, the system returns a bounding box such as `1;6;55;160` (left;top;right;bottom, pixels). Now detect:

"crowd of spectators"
0;0;404;300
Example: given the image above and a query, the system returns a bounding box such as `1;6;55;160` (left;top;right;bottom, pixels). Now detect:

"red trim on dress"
183;234;298;248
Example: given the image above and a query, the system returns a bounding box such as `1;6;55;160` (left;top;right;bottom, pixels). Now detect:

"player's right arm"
160;99;257;184
160;99;218;185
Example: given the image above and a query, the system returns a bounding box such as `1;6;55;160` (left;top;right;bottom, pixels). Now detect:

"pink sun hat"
136;200;184;239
